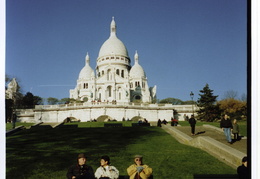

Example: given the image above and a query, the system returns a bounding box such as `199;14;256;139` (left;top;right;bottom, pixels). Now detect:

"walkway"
161;124;247;169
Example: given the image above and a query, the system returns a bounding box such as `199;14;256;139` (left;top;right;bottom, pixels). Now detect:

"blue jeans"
223;128;232;142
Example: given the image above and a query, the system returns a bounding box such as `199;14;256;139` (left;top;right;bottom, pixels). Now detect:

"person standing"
12;112;17;129
232;119;240;141
237;156;248;179
157;119;162;127
95;155;119;179
189;115;196;136
127;155;152;179
67;153;95;179
220;114;233;144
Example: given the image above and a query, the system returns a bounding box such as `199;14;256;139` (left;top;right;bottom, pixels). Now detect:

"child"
232;119;240;141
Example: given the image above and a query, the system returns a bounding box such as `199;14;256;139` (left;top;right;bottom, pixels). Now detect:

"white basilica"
70;17;156;103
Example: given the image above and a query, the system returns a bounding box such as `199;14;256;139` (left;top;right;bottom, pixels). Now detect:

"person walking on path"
127;155;152;179
189;114;196;136
220;114;233;144
232;119;240;141
95;155;119;179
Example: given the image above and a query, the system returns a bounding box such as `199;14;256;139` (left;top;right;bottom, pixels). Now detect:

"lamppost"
190;91;194;116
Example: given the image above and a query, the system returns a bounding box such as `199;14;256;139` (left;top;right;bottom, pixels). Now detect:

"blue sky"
5;0;247;102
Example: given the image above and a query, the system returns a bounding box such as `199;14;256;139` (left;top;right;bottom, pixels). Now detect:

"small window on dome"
111;57;114;59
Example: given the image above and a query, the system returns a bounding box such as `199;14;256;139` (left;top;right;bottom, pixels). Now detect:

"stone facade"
70;17;156;103
17;103;197;123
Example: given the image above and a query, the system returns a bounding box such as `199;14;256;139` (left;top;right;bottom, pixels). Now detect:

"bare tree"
223;90;238;99
240;93;247;102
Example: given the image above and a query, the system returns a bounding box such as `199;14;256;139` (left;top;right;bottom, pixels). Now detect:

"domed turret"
129;51;146;78
78;53;94;79
97;17;129;61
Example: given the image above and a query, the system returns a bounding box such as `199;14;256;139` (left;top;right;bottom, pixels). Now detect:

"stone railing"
34;103;197;112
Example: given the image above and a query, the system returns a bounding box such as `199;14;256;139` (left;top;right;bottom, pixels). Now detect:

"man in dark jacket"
189;115;196;136
220;114;233;144
67;153;95;179
237;156;248;179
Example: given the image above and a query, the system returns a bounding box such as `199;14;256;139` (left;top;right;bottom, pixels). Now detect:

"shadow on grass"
6;126;158;178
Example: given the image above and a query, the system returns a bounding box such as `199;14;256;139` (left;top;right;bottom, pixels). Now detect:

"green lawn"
65;121;134;127
6;125;236;179
6;122;35;130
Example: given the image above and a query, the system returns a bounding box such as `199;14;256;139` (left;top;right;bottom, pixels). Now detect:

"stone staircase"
162;125;246;169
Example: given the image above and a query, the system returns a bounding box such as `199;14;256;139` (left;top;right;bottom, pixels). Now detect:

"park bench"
193;174;239;179
132;123;150;127
104;123;123;127
54;122;78;129
58;124;78;128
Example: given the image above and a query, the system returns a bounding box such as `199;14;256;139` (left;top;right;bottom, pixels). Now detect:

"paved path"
173;125;247;154
161;124;247;168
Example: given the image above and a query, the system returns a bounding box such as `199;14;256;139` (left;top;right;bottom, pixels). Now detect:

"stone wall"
17;103;197;123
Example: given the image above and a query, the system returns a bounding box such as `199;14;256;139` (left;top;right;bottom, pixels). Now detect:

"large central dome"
98;17;129;58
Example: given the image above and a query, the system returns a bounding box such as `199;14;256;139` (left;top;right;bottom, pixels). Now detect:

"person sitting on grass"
127;155;152;179
67;153;95;179
95;155;119;179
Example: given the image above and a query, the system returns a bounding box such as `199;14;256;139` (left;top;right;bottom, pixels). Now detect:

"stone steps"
162;125;246;169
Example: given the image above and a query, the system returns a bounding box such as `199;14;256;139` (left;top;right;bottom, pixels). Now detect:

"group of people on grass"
67;154;152;179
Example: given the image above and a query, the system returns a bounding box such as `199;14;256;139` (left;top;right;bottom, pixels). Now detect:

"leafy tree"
182;100;196;105
196;84;220;121
34;95;43;105
159;98;183;105
21;92;43;108
47;97;59;105
218;98;247;120
5;99;13;123
59;98;71;104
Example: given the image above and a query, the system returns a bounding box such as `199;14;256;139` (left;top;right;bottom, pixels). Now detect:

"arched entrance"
131;116;143;122
63;117;80;123
97;115;113;122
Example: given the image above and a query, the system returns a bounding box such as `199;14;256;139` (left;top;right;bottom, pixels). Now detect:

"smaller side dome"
129;51;146;78
78;53;95;79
